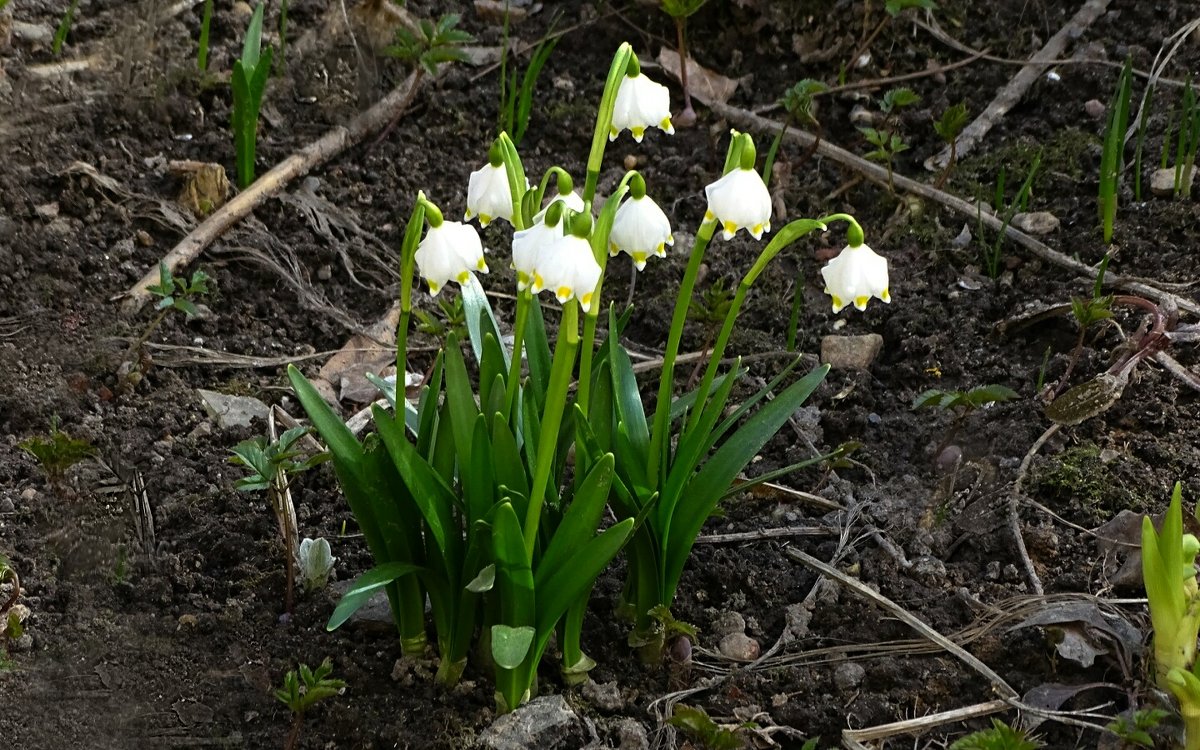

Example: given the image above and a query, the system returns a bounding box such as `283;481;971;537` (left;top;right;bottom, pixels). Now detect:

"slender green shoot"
53;0;80;56
1098;58;1132;244
197;0;214;74
499;18;560;145
785;273;805;352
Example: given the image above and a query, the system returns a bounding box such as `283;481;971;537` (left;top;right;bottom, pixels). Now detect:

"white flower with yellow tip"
703;167;772;241
464;161;514;228
534;189;586;224
531;234;602;312
512;219;563;292
610;72;674;143
414;221;488;295
609;193;673;271
820;242;891;313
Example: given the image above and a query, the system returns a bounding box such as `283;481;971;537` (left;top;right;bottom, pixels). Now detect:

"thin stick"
842;700;1009;745
925;0;1113;170
784;546;1018;699
696;526;835;545
707;100;1200;317
1008;423;1061;595
117;70;424;317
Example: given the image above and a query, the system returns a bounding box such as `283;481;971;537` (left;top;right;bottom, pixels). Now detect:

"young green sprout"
498;17;560;146
275;658;345;750
386;13;472;76
933;101;969;188
1099;58;1133;244
230;426;329;615
948;719;1042;750
861;88;920;193
763;79;828;179
18;417;94;494
127;262;212;385
231;3;272;188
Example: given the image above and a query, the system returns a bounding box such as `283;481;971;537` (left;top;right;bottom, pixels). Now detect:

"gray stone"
1011;211;1060;235
833;662;866;691
910;555;947;581
616;718;649;750
478;695;586;750
0;497;13;513
1151;166;1192;198
1083;99;1106;119
582;680;623;712
197;389;270;430
711;610;746;638
820;334;884;371
717;632;760;661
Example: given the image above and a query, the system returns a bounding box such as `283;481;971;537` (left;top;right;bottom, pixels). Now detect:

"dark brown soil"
2;1;1198;748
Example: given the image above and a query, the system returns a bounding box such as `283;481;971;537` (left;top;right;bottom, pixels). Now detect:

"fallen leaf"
656;49;739;106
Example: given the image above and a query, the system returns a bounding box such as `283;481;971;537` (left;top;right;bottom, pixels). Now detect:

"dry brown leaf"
656;49;739;106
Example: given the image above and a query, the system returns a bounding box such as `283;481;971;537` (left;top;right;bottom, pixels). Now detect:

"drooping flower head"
513;203;565;292
414;199;488;295
609;54;674;143
819;220;890;313
534;180;586;225
464;142;516;228
609;173;673;270
704;133;772;241
530;210;602;312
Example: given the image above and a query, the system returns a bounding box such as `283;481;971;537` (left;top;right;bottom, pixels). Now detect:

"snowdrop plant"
287;42;884;710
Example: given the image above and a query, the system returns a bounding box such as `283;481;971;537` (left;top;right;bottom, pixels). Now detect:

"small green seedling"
129;263;212;374
275;658;345;750
230;427;329;614
386;13;472;76
197;0;214;74
861;88;920;192
1107;707;1170;749
1099;58;1133;244
413;294;467;341
949;719;1042;750
231;3;273;188
979;152;1041;278
19;417;94;491
659;0;709;127
1169;77;1200;199
914;384;1018;456
52;0;80;56
763;79;828;178
499;16;560;146
667;705;745;750
933;101;969;188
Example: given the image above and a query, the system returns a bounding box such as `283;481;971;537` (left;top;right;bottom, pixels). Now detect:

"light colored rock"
616;718;649;750
0;497;13;513
711;610;746;638
1083;99;1106;119
582;680;623;712
197;389;269;430
820;334;884;371
833;662;866;691
717;632;760;661
478;695;585;750
1151;166;1193;198
1011;211;1060;235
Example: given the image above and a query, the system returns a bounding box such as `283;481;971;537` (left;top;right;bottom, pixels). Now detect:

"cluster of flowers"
414;68;891;315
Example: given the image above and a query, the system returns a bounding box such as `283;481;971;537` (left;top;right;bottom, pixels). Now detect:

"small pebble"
317;264;332;281
936;445;963;473
623;154;639;170
0;497;14;513
20;487;36;503
718;632;760;661
1083;99;1106;119
833;662;866;691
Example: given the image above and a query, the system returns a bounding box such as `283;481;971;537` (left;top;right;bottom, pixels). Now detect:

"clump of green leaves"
861;88;920;192
1099;58;1133;244
949;720;1042;750
499;17;560;146
659;0;709;126
275;658;345;750
667;705;745;750
913;384;1019;413
764;79;828;178
230;426;329;614
19;417;94;490
52;0;80;56
933;101;969;188
387;14;472;76
414;295;467;341
1107;708;1169;749
127;262;212;374
231;3;273;189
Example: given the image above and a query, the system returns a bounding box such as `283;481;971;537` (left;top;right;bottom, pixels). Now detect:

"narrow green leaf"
327;562;422;631
536;454;616;588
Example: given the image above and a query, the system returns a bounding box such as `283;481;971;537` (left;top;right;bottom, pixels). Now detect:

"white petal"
610;195;672;267
415;221;486;293
820;243;890;313
704;168;772;240
466;164;513;227
611;73;674;141
512;220;563;291
534;235;601;310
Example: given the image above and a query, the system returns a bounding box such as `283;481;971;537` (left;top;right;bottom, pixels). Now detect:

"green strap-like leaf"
536;454;616;588
327;562;422;631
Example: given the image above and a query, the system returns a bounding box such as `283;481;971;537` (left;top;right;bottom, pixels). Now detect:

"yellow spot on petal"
654;243;665;257
457;271;471;283
631;126;645;141
609;127;619;140
659;117;673;132
704;210;715;222
854;296;869;310
479;214;491;227
477;258;487;271
723;221;738;236
609;242;619;256
580;292;593;310
830;295;843;311
428;281;441;295
532;273;544;292
881;288;891;303
556;286;573;302
665;234;674;246
632;251;647;265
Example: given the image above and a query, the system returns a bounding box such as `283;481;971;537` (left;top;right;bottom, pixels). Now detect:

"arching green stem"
584;43;634;203
396;199;428;387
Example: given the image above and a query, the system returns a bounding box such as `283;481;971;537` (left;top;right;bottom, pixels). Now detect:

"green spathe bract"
231;3;273;189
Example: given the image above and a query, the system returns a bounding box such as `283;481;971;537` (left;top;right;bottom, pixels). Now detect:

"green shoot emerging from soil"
132;262;212;375
949;720;1042;750
498;11;560;146
659;0;708;127
53;0;80;56
231;427;328;615
763;79;828;179
668;705;745;750
933;101;969;189
196;0;214;75
1099;58;1132;244
231;3;273;188
979;151;1041;278
913;384;1018;456
386;14;472;76
19;416;94;492
275;658;345;750
861;87;919;193
1169;76;1200;199
1107;708;1169;749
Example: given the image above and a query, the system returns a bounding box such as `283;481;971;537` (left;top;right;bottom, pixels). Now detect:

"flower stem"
648;220;715;482
584;44;633;203
396;202;427;389
523;302;580;557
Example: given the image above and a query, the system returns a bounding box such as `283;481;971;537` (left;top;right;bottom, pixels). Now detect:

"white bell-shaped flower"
820;242;891;313
609;193;673;271
703;167;772;241
414;220;488;295
531;234;602;312
512;219;564;291
533;189;586;224
464;162;514;228
610;72;674;143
